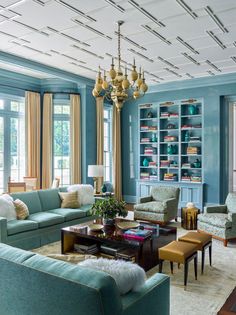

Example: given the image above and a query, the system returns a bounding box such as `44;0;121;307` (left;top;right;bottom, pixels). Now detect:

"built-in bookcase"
137;98;204;210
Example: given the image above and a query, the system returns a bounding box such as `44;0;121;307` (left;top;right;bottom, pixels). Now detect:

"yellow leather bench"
159;240;198;290
178;231;212;274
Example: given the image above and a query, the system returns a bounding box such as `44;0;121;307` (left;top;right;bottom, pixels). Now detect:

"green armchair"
134;186;180;223
198;192;236;246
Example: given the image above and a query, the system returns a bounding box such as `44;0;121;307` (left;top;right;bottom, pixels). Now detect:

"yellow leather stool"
178;231;212;274
159;240;198;290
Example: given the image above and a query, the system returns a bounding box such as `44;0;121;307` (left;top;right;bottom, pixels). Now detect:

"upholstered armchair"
198;192;236;246
134;186;180;223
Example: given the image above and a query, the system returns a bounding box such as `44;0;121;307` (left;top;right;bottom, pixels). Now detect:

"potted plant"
91;197;127;225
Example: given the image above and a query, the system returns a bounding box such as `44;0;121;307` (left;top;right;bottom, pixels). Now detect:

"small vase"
101;184;107;193
189;105;197;115
102;218;115;226
143;158;149;167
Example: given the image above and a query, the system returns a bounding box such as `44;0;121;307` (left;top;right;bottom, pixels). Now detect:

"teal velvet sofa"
0;188;96;250
0;243;170;315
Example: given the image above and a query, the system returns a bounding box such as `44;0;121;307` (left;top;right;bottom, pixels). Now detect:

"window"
0;95;25;193
53;98;70;186
104;106;113;182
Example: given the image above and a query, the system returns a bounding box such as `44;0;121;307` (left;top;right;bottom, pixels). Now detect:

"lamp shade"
88;165;104;177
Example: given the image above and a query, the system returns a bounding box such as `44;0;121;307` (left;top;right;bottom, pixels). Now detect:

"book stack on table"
123;228;152;241
74;242;98;254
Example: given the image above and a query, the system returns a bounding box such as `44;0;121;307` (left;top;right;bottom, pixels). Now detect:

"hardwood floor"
217;287;236;315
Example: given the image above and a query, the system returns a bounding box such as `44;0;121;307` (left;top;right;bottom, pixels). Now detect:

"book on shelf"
74;243;98;254
164;136;177;142
100;244;124;256
141;137;150;142
163;173;177;181
150;175;158;180
116;249;136;262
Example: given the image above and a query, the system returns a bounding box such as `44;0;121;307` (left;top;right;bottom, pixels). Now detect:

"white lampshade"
88;165;104;177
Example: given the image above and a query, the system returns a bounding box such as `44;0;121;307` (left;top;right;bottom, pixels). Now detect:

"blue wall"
121;80;236;204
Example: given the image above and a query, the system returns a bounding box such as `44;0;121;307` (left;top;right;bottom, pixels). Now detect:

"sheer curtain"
70;94;81;184
25;91;41;189
112;105;122;201
42;93;52;189
96;97;104;192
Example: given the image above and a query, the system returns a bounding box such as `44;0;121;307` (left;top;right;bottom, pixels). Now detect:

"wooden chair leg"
159;259;163;273
223;239;228;247
170;261;174;274
194;255;198;280
184;261;189;290
178;263;180;269
201;249;205;274
209;243;212;266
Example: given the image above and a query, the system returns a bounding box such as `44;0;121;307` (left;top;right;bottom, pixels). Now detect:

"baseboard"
123;195;136;203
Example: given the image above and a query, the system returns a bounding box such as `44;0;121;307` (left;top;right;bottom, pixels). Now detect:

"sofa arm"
139;196;152;203
204;205;227;214
0;216;7;243
162;198;176;207
122;273;169;315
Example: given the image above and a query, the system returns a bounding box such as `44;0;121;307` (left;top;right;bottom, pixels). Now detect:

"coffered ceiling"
0;0;236;85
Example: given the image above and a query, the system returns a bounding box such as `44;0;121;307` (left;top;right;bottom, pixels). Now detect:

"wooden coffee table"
61;218;176;271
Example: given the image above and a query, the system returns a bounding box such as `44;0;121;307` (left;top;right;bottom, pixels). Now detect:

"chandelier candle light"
92;21;148;111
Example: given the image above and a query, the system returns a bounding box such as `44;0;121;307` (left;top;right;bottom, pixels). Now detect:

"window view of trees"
53;100;70;186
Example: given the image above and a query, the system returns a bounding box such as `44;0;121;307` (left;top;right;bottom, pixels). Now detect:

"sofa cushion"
14;199;29;220
134;201;166;213
7;219;38;236
48;208;87;221
0;243;35;263
198;213;232;228
79;258;146;295
67;184;95;205
0;194;16;221
38;189;61;211
28;212;64;228
59;191;80;208
11;191;42;214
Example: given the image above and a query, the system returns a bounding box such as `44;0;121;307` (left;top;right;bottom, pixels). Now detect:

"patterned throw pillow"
59;191;80;208
14;199;29;220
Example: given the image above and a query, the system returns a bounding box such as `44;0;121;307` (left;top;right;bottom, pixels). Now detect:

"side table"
181;207;200;230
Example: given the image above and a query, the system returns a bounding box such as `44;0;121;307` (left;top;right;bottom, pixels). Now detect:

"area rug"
33;225;236;315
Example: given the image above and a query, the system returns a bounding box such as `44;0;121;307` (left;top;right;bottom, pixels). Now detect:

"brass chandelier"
92;21;148;111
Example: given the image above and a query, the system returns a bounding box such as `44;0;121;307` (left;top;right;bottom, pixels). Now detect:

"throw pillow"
67;184;95;205
47;254;97;264
59;191;80;208
78;258;146;295
0;194;16;221
13;199;29;220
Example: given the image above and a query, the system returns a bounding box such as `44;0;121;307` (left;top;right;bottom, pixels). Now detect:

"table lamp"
88;165;104;194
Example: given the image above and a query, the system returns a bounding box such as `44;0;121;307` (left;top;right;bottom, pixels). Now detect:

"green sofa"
0;243;170;315
0;188;96;250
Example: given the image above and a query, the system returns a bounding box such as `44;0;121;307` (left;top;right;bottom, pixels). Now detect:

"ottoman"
159;240;198;290
178;231;212;274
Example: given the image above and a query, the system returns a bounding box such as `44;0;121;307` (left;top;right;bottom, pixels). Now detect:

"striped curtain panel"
25;91;41;189
42;93;53;189
70;94;81;184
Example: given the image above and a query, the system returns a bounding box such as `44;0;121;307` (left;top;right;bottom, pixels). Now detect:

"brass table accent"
181;207;200;230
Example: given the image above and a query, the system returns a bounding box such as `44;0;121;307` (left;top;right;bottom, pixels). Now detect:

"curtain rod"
43;91;80;95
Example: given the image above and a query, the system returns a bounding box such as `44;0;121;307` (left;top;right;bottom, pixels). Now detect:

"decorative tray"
88;224;104;231
116;221;140;230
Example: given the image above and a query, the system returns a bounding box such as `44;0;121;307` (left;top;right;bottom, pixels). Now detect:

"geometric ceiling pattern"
0;0;236;85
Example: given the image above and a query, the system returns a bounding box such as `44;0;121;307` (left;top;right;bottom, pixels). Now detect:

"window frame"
52;97;71;186
0;93;25;192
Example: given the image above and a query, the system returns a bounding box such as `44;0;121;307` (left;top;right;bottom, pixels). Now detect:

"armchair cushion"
226;193;236;213
198;213;232;229
139;196;152;203
204;205;227;214
151;186;179;201
134;201;166;213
